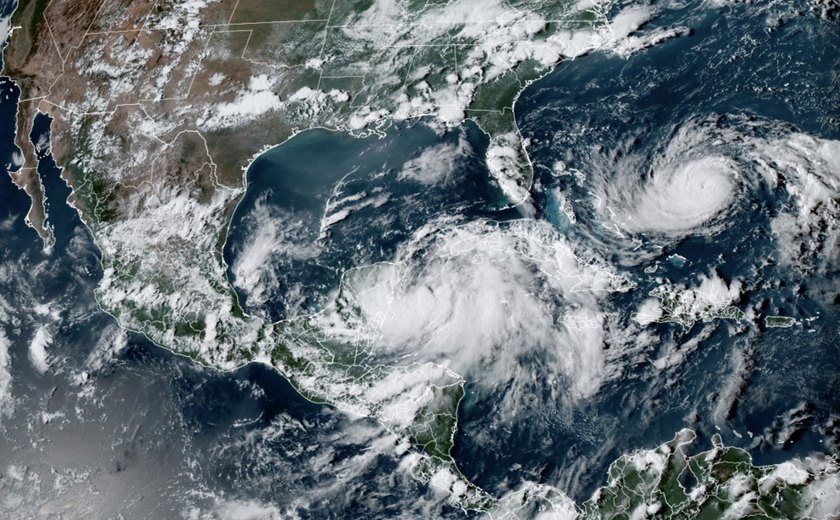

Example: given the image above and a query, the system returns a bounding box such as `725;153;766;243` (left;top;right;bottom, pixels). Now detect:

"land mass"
1;0;657;511
6;0;832;517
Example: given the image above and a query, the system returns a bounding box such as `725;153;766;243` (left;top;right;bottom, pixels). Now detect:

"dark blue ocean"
1;0;838;517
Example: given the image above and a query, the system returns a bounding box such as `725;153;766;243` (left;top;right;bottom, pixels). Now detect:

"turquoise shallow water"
223;120;513;321
223;0;840;504
472;0;840;500
1;0;838;515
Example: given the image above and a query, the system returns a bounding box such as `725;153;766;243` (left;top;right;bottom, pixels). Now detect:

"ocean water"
455;0;840;500
223;120;516;321
1;0;838;516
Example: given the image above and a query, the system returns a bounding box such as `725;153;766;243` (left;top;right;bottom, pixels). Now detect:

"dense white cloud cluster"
28;326;52;374
761;134;840;271
588;117;840;279
616;156;738;234
231;194;320;309
634;270;742;329
0;329;13;424
319;218;632;403
397;135;472;185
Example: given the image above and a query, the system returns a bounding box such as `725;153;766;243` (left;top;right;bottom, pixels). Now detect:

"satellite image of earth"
0;0;839;517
